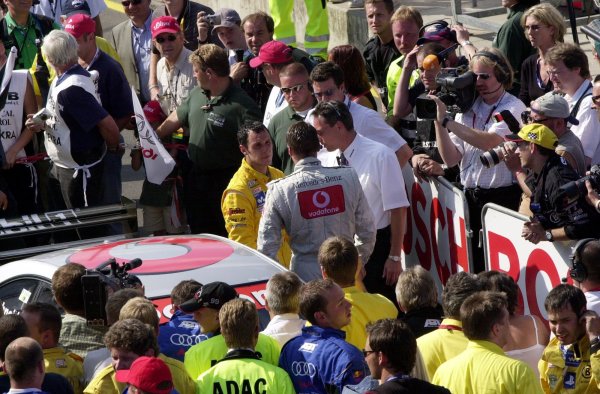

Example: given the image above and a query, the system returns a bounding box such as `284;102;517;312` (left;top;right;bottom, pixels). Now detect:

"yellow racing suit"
222;158;291;267
539;335;600;393
44;347;84;394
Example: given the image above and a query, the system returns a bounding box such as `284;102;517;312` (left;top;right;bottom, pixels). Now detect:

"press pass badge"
18;288;32;303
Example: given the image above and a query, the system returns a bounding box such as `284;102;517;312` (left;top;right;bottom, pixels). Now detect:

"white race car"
0;234;287;327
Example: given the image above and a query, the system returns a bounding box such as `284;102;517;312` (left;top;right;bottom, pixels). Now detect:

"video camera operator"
506;124;600;244
429;47;526;272
394;42;460;182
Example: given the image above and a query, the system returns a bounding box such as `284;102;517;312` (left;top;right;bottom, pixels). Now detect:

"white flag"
131;87;175;184
0;47;17;110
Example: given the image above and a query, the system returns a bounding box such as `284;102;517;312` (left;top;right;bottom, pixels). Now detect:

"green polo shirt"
3;13;59;69
268;105;312;175
177;80;261;171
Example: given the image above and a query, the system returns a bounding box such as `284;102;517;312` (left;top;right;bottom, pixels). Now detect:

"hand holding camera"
196;11;210;43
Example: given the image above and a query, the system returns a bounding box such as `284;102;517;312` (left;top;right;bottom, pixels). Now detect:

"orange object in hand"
422;54;440;70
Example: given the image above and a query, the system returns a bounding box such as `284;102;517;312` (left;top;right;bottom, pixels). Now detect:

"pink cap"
249;40;293;68
151;16;180;39
64;14;96;38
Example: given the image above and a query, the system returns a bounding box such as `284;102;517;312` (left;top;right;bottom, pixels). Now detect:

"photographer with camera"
509;124;600;244
430;48;526;271
202;9;250;67
394;42;460;182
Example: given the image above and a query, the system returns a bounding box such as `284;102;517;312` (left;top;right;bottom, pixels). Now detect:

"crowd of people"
3;239;600;393
3;0;600;391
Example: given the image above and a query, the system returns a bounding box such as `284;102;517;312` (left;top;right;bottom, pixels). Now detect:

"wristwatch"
461;40;473;47
545;230;554;242
442;116;452;128
388;255;401;262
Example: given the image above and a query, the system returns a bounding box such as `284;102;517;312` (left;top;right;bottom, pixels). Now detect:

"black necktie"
337;152;348;166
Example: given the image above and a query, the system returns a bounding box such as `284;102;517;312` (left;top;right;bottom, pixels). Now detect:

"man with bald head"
4;337;46;392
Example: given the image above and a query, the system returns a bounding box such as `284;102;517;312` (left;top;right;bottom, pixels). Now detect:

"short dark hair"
286;121;321;158
52;263;86;313
594;74;600;84
581;240;600;283
105;288;143;326
4;337;43;383
545;43;590;79
299;278;336;325
0;315;28;362
367;319;416;374
479;271;519;315
22;302;62;343
238;121;269;147
364;0;394;14
104;319;158;356
318;236;358;287
544;284;587;316
171;280;202;307
241;12;274;34
312;101;354;131
310;61;345;87
460;291;508;340
442;271;483;318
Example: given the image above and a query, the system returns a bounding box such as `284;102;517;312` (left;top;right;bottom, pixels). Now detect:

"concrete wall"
201;0;371;52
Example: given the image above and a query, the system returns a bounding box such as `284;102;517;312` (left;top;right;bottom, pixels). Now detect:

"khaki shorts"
142;205;186;234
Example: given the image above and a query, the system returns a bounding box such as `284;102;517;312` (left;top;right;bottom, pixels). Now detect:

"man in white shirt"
546;43;600;167
314;100;409;305
308;61;412;167
261;272;305;347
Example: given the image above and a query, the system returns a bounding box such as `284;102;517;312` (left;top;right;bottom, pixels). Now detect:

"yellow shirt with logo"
44;347;84;394
539;335;600;393
83;353;194;394
417;318;469;380
184;333;281;380
197;356;295;394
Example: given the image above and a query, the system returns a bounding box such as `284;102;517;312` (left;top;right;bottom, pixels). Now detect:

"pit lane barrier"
401;167;577;324
0;197;139;264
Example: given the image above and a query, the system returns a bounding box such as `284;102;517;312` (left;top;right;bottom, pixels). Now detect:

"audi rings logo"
170;333;204;347
291;361;317;377
312;191;331;209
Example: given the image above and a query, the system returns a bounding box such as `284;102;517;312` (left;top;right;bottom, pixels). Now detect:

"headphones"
471;51;511;84
569;238;597;282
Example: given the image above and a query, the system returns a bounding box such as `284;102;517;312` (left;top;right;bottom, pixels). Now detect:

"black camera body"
82;258;142;326
416;67;477;119
556;165;600;208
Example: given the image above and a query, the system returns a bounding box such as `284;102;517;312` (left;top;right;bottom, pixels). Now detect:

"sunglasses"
281;82;308;95
362;350;376;357
121;0;142;6
474;72;490;80
521;110;550;124
156;35;177;44
314;88;337;100
593;95;600;105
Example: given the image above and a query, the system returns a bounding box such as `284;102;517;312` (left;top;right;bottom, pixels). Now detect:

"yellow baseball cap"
516;123;558;150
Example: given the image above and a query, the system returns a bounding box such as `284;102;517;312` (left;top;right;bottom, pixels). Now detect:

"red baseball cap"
143;100;167;123
151;16;180;39
64;14;96;38
249;40;293;68
115;357;174;394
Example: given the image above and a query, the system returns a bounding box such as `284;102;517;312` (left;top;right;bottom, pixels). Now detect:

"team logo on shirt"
298;185;345;219
564;372;576;389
